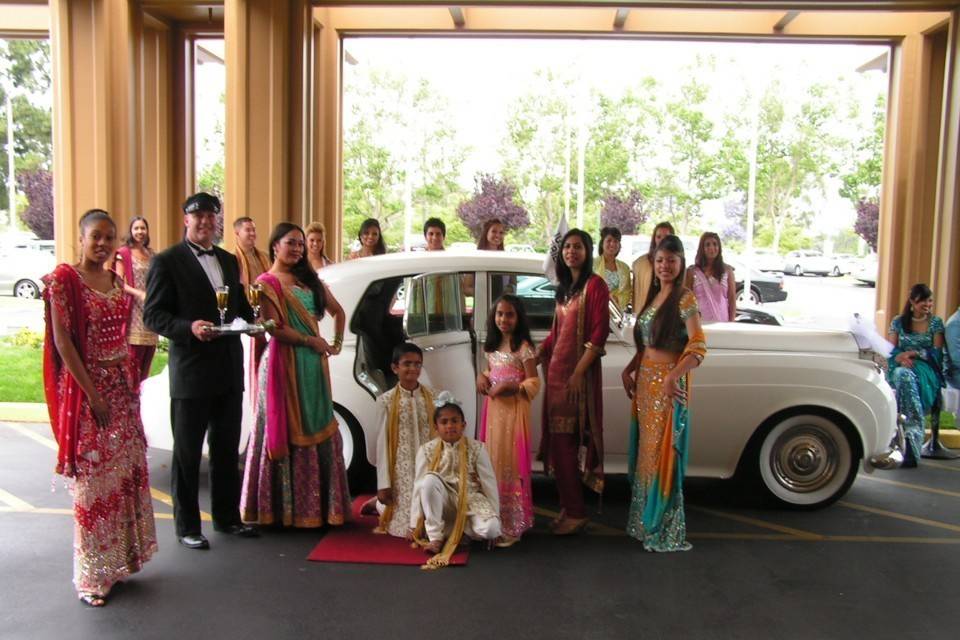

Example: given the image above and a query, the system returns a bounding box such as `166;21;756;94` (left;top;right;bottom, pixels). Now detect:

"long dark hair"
477;218;505;250
900;283;933;334
555;229;594;303
269;222;326;317
637;234;686;350
647;221;675;263
124;216;151;249
695;232;725;279
358;218;387;255
484;294;534;353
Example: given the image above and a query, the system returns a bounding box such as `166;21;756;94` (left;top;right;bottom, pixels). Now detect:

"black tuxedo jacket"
144;240;254;399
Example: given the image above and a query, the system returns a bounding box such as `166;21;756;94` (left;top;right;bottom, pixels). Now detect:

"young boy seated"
409;391;501;569
369;343;436;538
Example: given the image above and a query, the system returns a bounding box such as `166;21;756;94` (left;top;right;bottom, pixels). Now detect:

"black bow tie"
194;247;216;257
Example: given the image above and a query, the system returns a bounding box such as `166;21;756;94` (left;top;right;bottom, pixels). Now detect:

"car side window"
492;272;555;331
404;273;464;337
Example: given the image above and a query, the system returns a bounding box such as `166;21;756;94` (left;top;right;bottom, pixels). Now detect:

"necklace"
911;313;929;321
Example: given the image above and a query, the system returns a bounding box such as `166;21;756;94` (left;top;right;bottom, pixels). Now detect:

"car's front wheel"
14;279;40;299
793;265;803;277
736;285;761;306
831;266;841;277
334;403;375;490
748;411;860;509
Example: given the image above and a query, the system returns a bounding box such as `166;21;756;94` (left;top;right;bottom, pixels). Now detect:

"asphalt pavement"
2;420;959;640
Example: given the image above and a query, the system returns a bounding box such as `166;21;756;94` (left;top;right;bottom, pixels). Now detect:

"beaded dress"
477;342;539;538
43;264;157;597
626;289;705;552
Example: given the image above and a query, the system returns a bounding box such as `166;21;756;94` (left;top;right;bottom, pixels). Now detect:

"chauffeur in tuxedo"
144;192;258;549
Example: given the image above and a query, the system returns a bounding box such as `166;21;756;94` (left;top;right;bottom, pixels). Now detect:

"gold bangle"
300;335;309;347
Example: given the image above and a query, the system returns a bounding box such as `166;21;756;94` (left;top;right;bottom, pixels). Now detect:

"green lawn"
0;344;168;403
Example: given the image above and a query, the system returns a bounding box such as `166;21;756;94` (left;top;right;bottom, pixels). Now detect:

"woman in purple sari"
240;223;351;527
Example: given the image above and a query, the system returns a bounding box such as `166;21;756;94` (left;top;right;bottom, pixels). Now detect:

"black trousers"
170;392;243;537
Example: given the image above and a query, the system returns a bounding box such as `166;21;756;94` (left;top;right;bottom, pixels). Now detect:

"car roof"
320;250;549;285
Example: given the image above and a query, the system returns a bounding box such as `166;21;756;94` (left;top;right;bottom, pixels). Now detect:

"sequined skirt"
240;353;351;528
625;359;691;552
70;362;157;595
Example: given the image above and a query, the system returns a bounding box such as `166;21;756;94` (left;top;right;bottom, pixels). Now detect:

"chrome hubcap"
771;426;838;493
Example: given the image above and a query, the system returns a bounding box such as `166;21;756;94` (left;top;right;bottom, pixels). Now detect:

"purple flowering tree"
599;190;646;234
456;174;529;239
17;169;53;240
854;200;879;251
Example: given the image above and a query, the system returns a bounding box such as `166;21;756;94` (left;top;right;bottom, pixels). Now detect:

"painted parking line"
838;501;960;534
922;461;960;473
687;505;824;540
2;422;210;522
0;487;34;511
0;505;175;519
859;474;960;499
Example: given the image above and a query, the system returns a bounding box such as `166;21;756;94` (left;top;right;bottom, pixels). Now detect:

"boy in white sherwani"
409;391;501;569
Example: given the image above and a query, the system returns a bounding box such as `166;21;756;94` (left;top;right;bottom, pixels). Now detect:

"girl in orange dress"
476;294;539;547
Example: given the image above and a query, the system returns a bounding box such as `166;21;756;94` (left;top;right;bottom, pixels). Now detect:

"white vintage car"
142;251;897;509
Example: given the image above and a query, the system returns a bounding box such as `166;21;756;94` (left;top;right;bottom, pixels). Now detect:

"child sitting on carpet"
409;391;501;569
370;343;436;538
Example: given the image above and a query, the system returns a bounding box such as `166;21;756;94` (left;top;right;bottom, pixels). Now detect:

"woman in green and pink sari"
240;223;351;527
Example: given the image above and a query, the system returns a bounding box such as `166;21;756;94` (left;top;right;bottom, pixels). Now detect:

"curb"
0;403;49;423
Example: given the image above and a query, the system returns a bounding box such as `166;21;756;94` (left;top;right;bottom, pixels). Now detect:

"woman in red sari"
112;216;158;384
538;229;610;535
43;210;157;607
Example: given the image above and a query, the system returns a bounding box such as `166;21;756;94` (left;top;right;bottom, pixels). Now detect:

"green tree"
0;39;52;216
723;79;838;252
500;70;578;247
839;92;884;206
342;69;467;253
651;74;726;233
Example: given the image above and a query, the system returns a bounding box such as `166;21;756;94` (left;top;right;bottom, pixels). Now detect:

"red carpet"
306;495;469;566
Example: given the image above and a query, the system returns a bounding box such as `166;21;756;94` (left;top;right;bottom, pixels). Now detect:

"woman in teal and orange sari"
621;235;706;552
886;283;945;467
240;222;351;527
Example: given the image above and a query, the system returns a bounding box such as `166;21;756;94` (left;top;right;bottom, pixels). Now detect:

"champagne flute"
216;285;230;327
248;283;263;323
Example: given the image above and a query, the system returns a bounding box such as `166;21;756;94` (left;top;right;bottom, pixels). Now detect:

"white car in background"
783;250;842;277
0;238;56;298
743;247;784;273
142;252;897;508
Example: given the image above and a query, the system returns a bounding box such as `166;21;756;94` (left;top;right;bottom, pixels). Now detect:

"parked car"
782;250;842;277
854;260;877;287
743;247;784;273
141;252;897;508
0;241;55;298
727;260;788;305
833;253;862;275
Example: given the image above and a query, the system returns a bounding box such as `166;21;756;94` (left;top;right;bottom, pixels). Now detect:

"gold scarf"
374;385;435;534
411;439;469;571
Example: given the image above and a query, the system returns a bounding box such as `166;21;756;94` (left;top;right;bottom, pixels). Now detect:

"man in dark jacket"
144;192;258;549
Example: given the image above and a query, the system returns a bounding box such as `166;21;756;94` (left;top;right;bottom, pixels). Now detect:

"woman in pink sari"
241;222;351;527
684;232;735;323
43;210;157;607
112;216;158;383
538;229;610;535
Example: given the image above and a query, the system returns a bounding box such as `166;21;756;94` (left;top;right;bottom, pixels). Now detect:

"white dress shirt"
187;241;225;291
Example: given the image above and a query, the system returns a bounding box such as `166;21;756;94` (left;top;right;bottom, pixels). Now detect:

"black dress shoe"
214;524;260;538
178;534;210;549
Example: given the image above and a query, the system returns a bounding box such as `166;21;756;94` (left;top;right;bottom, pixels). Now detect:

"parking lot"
2;419;959;640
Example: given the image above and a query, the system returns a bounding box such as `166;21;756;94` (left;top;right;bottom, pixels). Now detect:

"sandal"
552;517;589;536
79;593;106;608
547;509;566;530
495;535;520;548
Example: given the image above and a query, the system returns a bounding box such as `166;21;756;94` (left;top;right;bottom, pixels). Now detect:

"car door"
403;271;478;435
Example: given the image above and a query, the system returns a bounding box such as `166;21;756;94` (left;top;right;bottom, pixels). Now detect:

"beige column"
50;0;141;262
224;0;314;251
313;8;343;260
877;29;947;329
931;11;960;320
